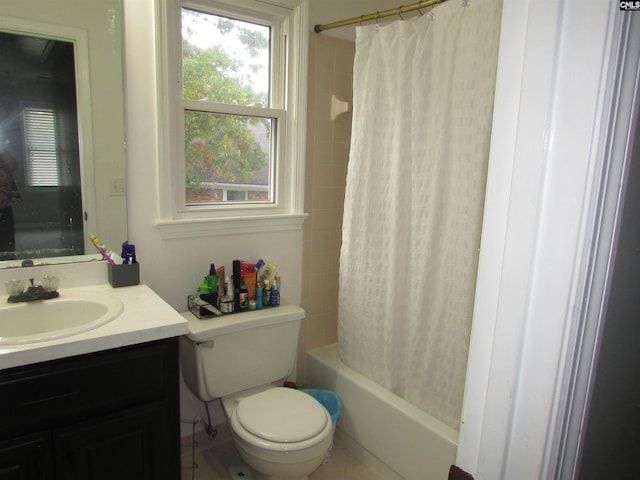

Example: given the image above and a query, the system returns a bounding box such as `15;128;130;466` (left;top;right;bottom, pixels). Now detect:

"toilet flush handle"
197;340;214;348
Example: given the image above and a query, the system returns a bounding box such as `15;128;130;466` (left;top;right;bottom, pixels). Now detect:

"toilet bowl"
222;386;333;480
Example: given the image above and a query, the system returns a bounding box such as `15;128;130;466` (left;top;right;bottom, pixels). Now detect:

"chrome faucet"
6;276;59;303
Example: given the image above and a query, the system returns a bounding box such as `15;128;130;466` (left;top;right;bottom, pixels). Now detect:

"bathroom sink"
0;292;124;345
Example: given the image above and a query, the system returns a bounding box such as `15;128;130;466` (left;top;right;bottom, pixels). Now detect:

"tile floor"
180;423;382;480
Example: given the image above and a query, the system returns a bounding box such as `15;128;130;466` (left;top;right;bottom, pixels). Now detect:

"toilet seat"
230;387;332;451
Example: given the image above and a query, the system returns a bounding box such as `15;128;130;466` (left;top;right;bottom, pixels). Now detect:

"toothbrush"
90;235;116;265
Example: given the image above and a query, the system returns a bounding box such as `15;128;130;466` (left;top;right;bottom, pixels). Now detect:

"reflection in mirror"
0;32;83;260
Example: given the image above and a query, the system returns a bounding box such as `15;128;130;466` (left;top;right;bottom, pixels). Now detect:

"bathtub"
305;344;458;480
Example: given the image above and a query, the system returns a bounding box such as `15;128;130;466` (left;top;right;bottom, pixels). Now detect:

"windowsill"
154;213;308;239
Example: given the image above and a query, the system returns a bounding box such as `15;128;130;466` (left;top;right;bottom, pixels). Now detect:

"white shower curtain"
338;0;502;430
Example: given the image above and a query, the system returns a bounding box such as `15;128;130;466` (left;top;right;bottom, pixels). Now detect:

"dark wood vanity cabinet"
0;338;181;480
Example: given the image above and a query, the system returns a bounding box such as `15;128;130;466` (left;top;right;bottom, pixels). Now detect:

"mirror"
0;32;83;260
0;0;127;267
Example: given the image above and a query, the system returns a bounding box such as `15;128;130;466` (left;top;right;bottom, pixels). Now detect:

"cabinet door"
0;434;53;480
0;339;175;438
53;401;177;480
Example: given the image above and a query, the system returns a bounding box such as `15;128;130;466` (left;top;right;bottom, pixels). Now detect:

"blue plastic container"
302;389;342;463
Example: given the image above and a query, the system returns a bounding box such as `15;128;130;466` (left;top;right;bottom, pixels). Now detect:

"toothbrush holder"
108;262;140;288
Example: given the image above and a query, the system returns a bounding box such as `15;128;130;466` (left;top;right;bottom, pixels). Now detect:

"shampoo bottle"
270;280;279;306
256;283;263;309
274;273;281;297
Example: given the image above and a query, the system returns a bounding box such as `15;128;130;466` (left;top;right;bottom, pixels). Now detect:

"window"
182;8;278;206
23;107;59;187
157;0;307;235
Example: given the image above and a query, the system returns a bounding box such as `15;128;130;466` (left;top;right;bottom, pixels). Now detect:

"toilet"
180;305;332;480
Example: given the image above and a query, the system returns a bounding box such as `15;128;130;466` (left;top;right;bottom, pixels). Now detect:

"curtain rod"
314;0;449;34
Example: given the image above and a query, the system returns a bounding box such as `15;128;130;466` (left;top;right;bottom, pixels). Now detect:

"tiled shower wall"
299;33;355;379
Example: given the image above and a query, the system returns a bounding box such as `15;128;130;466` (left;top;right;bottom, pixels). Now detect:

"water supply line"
202;401;218;440
179;416;199;480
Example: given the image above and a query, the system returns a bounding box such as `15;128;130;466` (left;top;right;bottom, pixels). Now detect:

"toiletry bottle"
245;271;256;301
270;280;280;306
274;273;281;297
220;294;234;313
200;275;219;308
198;276;215;316
198;277;210;294
216;265;225;297
232;275;240;311
208;263;218;295
258;260;278;284
263;279;270;307
256;283;263;309
225;275;231;296
239;281;249;310
233;261;241;310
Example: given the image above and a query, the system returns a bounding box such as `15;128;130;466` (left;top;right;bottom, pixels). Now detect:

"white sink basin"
0;291;124;345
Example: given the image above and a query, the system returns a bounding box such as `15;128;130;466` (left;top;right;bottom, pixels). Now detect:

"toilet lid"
235;388;329;443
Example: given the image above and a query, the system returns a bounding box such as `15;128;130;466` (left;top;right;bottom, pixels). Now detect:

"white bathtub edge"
306;343;458;480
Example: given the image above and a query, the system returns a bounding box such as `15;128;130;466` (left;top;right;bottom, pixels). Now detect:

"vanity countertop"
0;283;188;370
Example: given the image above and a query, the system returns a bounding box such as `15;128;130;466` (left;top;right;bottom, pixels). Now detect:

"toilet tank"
180;304;305;401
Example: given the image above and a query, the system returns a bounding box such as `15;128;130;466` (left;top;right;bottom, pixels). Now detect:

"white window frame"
155;0;308;238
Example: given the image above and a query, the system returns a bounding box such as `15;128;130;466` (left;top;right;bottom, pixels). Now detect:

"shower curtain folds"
338;0;502;430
